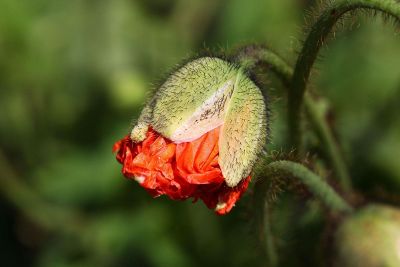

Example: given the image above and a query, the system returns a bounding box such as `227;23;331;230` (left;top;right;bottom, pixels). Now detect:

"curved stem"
253;159;352;265
289;0;400;149
236;46;293;85
267;160;353;213
235;45;353;192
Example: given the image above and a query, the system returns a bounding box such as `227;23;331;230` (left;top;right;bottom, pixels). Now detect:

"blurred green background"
1;0;400;266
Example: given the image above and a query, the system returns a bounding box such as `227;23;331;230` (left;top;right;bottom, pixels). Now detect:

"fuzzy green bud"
334;204;400;267
130;57;267;187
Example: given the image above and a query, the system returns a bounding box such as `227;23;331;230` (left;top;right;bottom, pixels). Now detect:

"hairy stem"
254;177;278;267
267;160;353;213
289;0;400;149
253;159;352;265
235;45;352;192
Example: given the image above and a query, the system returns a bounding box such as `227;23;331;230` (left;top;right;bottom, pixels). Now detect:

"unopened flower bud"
334;204;400;267
114;57;267;214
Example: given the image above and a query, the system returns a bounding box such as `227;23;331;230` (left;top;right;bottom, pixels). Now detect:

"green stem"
267;160;353;213
304;97;352;191
253;159;353;265
235;45;353;192
254;177;278;267
235;46;293;85
289;0;400;150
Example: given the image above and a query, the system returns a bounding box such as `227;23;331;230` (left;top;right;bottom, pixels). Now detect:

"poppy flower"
113;126;251;214
113;57;267;214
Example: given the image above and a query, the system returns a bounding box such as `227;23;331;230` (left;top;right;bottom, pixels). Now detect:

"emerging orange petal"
176;127;223;185
113;126;250;214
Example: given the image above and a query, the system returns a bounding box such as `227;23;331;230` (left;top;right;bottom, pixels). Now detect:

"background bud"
334;204;400;267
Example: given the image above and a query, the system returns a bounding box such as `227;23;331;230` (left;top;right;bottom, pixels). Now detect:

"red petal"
176;127;224;184
193;127;220;171
113;126;251;214
199;176;252;215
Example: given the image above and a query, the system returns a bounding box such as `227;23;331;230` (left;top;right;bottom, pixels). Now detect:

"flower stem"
254;178;278;267
267;160;353;213
304;97;352;191
289;0;400;150
235;45;353;192
253;159;352;266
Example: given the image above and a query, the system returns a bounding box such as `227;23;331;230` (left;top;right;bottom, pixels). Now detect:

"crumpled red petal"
175;127;224;185
198;176;251;215
113;126;251;215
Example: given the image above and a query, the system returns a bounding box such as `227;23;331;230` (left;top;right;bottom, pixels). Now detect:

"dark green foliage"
1;0;400;267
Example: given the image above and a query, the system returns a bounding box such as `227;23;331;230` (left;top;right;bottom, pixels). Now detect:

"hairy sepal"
151;57;238;143
219;73;267;187
131;57;268;187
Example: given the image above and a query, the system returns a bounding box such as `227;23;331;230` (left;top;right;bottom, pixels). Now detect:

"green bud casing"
131;57;267;187
334;204;400;267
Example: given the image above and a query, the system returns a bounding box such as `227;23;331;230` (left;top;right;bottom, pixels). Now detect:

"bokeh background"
1;0;400;266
